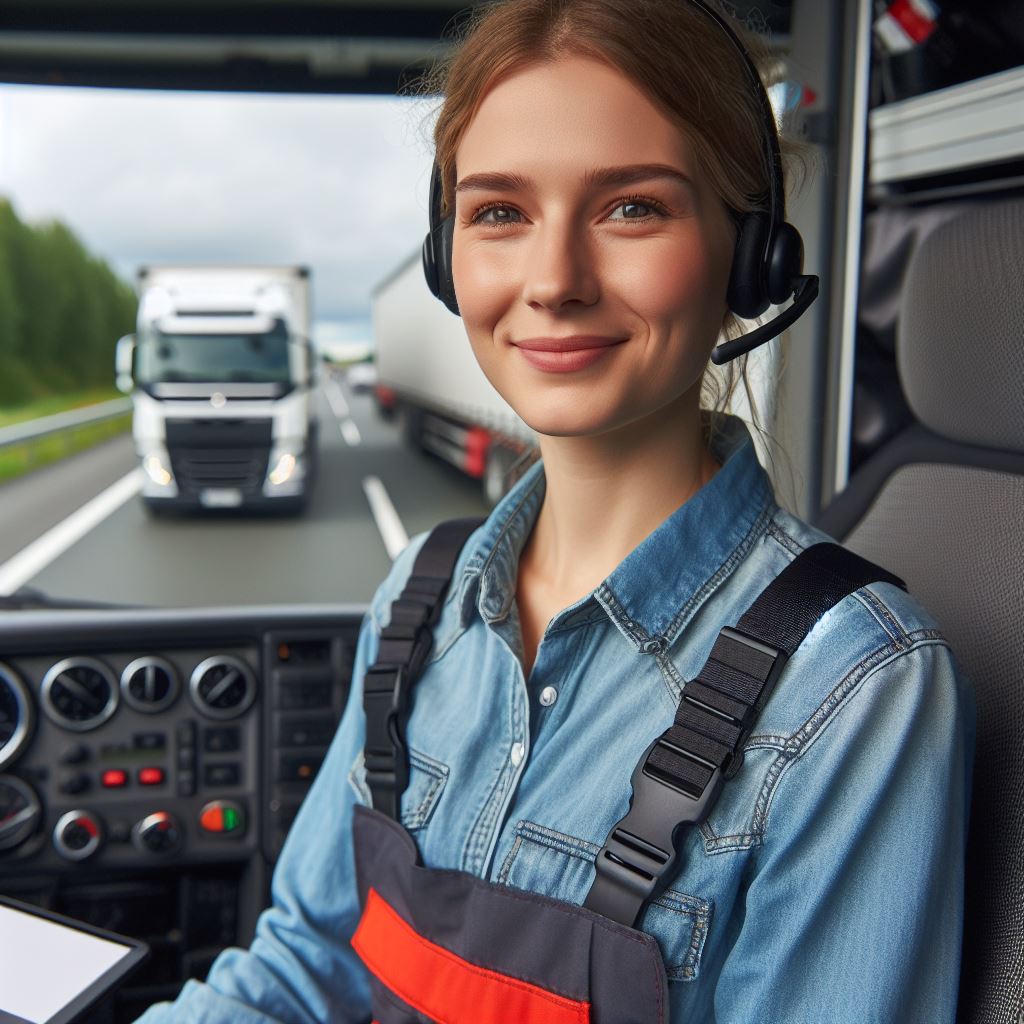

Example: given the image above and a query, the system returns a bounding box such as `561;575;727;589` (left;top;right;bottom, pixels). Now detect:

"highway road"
0;372;491;608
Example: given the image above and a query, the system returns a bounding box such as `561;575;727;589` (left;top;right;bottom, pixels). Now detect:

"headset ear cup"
767;221;804;305
436;214;460;316
727;211;770;320
421;231;440;299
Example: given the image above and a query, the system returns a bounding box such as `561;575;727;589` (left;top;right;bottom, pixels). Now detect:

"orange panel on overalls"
351;806;670;1024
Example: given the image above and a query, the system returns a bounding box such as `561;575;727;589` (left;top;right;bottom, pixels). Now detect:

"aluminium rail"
0;398;132;451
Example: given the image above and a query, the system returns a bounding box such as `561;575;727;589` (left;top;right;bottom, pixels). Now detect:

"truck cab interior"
0;2;1021;1021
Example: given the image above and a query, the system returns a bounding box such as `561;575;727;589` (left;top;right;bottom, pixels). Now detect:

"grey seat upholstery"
816;198;1024;1023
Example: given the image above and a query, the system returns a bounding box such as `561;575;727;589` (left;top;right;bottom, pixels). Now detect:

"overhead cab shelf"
870;65;1024;185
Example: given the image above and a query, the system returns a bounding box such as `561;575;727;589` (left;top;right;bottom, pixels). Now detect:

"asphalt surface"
0;376;491;608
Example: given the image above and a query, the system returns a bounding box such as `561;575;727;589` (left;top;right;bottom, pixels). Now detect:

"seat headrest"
897;198;1024;454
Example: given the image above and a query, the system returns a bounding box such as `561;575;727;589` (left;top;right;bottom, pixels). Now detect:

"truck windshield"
136;321;293;384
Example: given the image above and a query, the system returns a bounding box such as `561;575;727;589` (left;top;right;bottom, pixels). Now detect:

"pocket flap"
348;748;450;833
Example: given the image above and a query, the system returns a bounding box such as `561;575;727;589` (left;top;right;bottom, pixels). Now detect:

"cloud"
0;85;440;322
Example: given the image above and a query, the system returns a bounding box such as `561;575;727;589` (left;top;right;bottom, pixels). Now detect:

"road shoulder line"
0;469;143;595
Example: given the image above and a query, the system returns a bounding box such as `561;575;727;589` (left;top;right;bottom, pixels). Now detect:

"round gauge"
41;658;119;732
189;656;256;719
0;663;34;771
0;774;42;852
121;657;180;713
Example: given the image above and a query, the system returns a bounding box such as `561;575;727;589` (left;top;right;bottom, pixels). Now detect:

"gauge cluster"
0;608;359;872
0;605;360;1021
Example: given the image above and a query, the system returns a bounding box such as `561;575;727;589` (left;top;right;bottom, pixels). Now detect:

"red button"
200;805;225;833
101;769;128;788
138;767;165;786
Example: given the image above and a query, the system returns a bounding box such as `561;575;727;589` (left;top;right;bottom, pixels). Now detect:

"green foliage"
0;197;137;410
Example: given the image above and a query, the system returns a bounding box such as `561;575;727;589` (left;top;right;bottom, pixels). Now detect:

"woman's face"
451;55;736;441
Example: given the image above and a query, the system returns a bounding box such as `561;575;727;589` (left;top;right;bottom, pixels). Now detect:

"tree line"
0;197;137;406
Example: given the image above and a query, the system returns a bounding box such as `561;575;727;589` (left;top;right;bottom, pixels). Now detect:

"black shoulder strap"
363;517;485;820
584;542;905;927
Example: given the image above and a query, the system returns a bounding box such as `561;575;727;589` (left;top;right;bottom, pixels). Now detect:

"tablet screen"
0;901;142;1024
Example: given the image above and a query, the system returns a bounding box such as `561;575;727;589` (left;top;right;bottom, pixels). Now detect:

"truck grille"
170;448;269;493
166;419;272;495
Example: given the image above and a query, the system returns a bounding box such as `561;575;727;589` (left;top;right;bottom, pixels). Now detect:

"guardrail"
0;397;133;451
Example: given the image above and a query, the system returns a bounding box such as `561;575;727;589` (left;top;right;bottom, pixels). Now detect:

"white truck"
372;252;534;505
115;264;319;513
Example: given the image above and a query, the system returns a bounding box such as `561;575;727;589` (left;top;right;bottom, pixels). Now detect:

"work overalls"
350;518;902;1024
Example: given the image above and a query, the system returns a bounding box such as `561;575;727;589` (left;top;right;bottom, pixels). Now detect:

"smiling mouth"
510;337;628;374
511;336;628;352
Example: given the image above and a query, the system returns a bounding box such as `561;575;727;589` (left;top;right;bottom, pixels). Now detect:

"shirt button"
539;686;558;707
510;742;525;767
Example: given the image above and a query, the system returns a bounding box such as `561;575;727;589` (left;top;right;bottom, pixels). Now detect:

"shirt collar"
456;414;776;650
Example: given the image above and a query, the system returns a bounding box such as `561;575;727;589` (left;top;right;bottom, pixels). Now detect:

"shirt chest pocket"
348;748;449;832
497;820;712;982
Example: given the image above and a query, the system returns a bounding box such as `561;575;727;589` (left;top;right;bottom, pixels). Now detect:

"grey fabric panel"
815;422;1024;542
351;804;670;1024
898;198;1024;453
844;463;1024;1024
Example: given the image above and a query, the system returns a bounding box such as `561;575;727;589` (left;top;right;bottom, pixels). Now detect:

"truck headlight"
268;452;297;486
143;452;174;487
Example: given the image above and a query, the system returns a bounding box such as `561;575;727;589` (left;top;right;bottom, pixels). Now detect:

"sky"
0;84;440;347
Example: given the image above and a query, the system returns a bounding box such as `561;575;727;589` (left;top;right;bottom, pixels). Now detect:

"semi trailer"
371;251;534;505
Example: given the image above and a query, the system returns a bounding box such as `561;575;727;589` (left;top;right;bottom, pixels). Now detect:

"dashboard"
0;604;363;1023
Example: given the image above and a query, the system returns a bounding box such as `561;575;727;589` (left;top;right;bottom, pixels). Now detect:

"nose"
521;215;600;311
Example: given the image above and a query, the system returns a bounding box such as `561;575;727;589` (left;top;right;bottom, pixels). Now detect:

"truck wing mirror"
115;334;136;394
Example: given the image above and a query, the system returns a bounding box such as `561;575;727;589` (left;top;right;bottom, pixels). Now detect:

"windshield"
137;323;292;385
0;85;498;610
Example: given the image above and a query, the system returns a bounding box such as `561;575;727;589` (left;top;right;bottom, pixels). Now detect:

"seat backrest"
817;198;1024;1023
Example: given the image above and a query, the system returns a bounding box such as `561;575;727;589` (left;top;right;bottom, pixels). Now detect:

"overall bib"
349;518;902;1024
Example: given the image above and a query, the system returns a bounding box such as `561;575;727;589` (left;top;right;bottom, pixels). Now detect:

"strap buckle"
588;737;724;923
362;665;408;807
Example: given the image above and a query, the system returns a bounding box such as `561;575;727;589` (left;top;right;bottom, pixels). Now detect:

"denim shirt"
137;417;974;1024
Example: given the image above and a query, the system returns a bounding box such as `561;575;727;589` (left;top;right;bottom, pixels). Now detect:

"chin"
511;396;632;440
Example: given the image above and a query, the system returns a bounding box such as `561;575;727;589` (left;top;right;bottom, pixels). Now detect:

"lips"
509;336;627;374
511;336;626;352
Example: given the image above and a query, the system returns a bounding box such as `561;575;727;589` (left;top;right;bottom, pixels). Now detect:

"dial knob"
189;656;256;719
131;811;182;856
121;657;180;713
41;658;118;732
53;809;102;860
0;775;42;852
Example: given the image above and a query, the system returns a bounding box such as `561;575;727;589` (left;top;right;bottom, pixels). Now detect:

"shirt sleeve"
133;609;380;1024
709;639;974;1024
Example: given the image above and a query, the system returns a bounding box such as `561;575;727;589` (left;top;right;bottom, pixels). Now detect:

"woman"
138;1;973;1021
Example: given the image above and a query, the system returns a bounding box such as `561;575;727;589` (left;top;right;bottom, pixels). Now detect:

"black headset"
421;0;819;365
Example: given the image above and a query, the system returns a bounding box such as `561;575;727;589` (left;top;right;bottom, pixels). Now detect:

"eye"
607;197;668;222
470;204;523;227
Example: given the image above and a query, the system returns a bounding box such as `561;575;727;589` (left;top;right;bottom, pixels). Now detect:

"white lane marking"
362;476;409;561
323;376;361;447
340;419;362;446
0;468;144;595
323;377;350;419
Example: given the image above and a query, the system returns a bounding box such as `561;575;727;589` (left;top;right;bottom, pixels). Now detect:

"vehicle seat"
815;198;1024;1024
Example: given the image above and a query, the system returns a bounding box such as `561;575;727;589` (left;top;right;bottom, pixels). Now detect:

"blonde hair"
416;0;805;483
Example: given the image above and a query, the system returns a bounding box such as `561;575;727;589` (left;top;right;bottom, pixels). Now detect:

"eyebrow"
454;163;693;194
